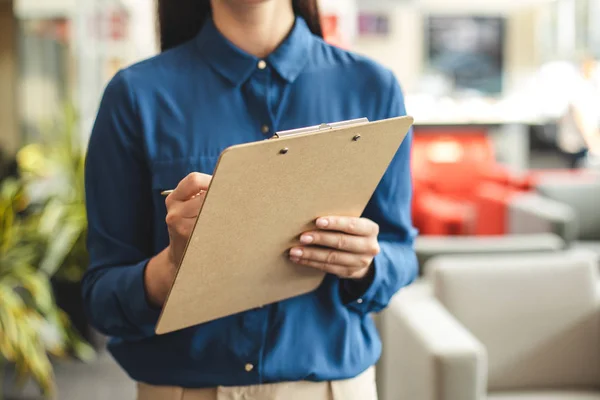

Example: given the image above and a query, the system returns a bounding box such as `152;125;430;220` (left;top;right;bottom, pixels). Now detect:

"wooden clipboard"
155;116;414;335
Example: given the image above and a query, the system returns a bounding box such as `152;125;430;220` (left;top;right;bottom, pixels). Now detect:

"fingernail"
290;248;303;257
290;257;301;263
317;218;329;228
300;235;314;244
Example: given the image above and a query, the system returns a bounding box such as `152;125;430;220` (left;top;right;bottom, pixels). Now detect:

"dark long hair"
158;0;323;52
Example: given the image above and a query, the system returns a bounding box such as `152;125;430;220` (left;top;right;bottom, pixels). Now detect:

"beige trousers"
137;367;377;400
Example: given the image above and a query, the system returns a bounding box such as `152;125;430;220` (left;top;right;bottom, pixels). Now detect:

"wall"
124;0;159;60
319;0;358;45
0;0;18;153
74;0;158;141
506;6;540;91
353;1;542;96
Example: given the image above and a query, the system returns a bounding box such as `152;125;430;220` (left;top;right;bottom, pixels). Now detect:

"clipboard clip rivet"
280;148;289;154
352;135;361;141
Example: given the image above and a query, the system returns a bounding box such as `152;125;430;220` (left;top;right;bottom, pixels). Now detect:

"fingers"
167;193;206;219
169;172;212;202
290;246;373;270
315;216;379;237
165;191;205;237
298;231;380;255
165;174;209;243
163;173;211;267
289;217;379;280
291;258;369;280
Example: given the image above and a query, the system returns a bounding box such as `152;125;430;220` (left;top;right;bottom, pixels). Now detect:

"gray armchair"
415;233;565;274
510;172;600;254
379;249;600;400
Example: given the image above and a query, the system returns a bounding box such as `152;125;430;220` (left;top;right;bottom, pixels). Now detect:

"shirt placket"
243;59;276;139
234;60;276;381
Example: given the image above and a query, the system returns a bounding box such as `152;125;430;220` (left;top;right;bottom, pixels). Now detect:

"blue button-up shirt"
84;16;417;388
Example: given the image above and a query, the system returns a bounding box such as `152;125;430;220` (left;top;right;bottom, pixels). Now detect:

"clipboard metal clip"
270;118;369;139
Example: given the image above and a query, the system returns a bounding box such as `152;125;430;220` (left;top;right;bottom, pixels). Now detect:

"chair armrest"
479;165;532;191
415;234;565;276
508;193;578;242
376;279;432;392
416;193;474;235
378;291;487;400
473;182;515;235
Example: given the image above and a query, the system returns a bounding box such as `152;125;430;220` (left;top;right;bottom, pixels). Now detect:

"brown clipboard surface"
155;115;414;335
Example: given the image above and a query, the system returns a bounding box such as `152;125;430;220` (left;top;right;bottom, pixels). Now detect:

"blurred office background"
1;0;599;399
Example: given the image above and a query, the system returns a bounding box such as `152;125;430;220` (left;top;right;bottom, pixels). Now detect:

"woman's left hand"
289;216;380;280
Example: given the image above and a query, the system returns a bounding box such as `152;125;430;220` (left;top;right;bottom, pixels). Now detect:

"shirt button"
257;60;267;70
261;125;270;134
357;298;364;304
245;363;254;372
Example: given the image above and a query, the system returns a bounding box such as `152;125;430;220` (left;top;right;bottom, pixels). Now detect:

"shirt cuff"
119;259;162;328
340;258;383;314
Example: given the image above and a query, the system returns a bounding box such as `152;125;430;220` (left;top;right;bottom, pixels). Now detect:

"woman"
558;57;600;168
83;1;417;399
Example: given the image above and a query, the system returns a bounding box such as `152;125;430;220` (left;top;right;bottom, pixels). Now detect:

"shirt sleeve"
341;72;418;315
82;70;161;341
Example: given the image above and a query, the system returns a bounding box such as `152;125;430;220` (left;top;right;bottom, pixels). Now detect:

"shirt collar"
195;16;313;86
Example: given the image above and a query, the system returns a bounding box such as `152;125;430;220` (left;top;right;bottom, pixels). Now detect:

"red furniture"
412;130;599;236
411;130;529;236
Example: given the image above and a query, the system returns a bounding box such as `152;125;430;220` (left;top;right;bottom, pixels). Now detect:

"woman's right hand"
145;172;212;307
165;172;213;266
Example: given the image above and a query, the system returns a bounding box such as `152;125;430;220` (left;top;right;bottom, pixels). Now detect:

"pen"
161;189;206;197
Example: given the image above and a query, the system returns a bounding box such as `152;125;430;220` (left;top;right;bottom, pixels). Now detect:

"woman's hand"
289;216;380;280
165;172;212;266
145;172;211;307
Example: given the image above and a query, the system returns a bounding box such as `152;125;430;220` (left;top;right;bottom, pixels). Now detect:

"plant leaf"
39;221;83;277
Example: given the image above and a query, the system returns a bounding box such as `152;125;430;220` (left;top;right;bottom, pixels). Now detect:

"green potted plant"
16;104;92;344
0;178;94;399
